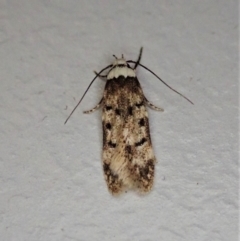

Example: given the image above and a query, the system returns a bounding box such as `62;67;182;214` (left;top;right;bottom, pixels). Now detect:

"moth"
65;48;193;194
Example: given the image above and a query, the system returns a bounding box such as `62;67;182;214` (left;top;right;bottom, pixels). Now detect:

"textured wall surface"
0;0;238;240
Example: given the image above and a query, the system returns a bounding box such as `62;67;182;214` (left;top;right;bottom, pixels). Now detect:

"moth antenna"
127;60;193;105
121;54;124;58
134;47;143;69
64;64;112;124
113;55;117;59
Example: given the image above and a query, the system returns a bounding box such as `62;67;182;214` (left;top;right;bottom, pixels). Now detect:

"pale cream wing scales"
102;89;130;194
102;76;156;194
128;85;156;192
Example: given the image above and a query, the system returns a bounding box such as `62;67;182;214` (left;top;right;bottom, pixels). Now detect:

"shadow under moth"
65;48;193;195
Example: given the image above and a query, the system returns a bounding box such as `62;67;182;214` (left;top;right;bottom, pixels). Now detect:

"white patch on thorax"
107;58;136;79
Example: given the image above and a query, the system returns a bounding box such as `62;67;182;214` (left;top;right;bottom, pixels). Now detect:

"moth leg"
144;97;164;111
84;98;103;114
94;71;107;79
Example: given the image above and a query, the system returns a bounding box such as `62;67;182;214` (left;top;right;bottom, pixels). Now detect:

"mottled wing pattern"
102;76;155;194
128;81;156;192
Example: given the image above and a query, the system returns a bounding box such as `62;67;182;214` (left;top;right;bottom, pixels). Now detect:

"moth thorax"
107;59;135;79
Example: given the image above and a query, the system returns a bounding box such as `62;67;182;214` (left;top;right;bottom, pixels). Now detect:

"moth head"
112;58;128;67
107;54;135;79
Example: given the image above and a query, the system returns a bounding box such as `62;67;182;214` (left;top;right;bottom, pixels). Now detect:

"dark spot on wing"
106;106;112;111
135;138;147;147
115;109;121;115
128;106;133;116
125;145;132;154
136;101;144;108
103;163;110;173
108;141;116;148
106;123;111;130
139;118;145;126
